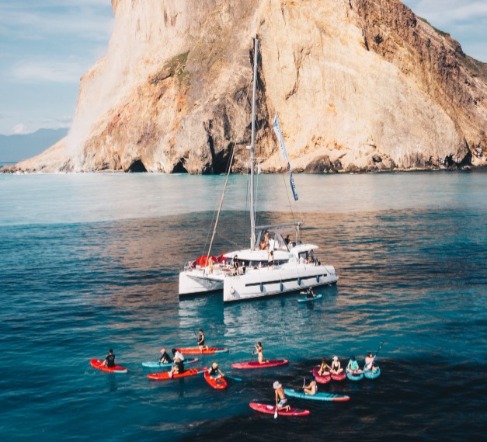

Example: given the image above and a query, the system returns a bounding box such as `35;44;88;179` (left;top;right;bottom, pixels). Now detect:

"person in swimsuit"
208;362;224;378
346;356;362;375
159;348;172;364
102;349;115;368
330;356;343;374
364;352;378;372
169;348;185;378
303;379;318;395
318;357;332;376
273;381;291;411
254;342;265;364
197;329;207;352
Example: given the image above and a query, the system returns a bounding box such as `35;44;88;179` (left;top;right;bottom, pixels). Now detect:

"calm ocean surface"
1;171;486;441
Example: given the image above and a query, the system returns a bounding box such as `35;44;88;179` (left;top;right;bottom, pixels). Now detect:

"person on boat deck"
284;234;291;246
102;349;116;368
197;329;207;351
346;356;361;374
330;356;343;374
264;231;270;249
208;362;224;378
303;379;318;395
364;352;378;371
232;255;239;274
318;357;332;376
259;238;267;250
268;250;274;267
254;341;265;364
159;348;172;364
273;381;291;411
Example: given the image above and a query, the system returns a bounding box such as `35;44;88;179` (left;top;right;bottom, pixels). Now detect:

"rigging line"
207;145;236;258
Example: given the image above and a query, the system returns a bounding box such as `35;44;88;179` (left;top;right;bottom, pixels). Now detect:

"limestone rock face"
10;0;487;173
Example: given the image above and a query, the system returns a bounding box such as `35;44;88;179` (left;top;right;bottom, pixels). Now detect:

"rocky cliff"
8;0;487;173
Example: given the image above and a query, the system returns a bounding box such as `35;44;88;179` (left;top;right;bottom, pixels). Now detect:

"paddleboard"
90;359;128;374
331;372;346;381
284;388;350;402
176;347;229;355
141;358;198;369
311;367;331;384
147;367;203;380
249;402;310;416
297;294;322;303
363;367;381;379
232;359;288;369
204;371;228;390
346;370;364;381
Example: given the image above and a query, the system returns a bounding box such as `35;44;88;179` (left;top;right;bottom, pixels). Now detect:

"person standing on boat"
197;329;207;352
102;349;116;368
273;381;291;411
232;255;239;275
254;342;265;364
330;356;343;374
159;348;172;364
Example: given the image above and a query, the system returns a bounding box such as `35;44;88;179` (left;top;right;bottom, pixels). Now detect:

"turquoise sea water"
1;171;486;441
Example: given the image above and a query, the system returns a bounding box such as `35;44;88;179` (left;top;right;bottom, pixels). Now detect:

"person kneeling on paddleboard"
303;379;318;395
254;342;266;364
346;356;361;375
273;381;291;411
159;348;172;364
197;329;208;352
102;349;116;368
208;362;224;378
330;356;343;374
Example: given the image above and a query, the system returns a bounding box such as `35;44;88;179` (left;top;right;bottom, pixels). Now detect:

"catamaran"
178;38;338;303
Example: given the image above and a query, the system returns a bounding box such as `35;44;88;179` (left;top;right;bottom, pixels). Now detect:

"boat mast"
250;37;258;250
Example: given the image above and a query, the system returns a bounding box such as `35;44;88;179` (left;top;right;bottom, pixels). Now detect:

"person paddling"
197;329;208;352
169;348;185;378
363;352;378;372
330;356;343;374
273;381;291;411
208;362;224;378
306;288;317;299
159;348;172;364
101;349;116;368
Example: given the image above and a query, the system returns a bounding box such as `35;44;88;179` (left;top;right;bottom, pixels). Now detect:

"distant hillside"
0;128;68;163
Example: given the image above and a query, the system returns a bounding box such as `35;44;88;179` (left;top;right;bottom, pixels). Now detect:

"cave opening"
127;159;147;172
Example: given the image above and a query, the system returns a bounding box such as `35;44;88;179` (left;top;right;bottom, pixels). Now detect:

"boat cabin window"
255;230;290;251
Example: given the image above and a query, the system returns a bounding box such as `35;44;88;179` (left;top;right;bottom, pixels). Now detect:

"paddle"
375;341;385;358
225;375;242;382
274;397;278;419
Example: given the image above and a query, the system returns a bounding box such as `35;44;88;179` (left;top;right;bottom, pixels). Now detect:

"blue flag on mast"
273;114;298;201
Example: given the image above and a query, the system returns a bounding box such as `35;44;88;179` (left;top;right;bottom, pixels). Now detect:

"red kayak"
203;371;228;390
232;359;288;369
90;359;128;374
147;367;203;380
249;402;310;417
176;347;229;355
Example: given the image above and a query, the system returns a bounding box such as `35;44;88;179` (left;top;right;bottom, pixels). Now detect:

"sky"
0;1;486;136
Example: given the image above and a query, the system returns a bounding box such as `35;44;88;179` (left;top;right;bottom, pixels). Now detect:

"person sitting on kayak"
346;356;362;375
197;329;207;352
208;362;224;378
273;381;291;411
159;348;172;364
317;358;332;376
303;379;318;395
363;352;378;372
330;356;343;374
254;342;265;364
102;349;116;368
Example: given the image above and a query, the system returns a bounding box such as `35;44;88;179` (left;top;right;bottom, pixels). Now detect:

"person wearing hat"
317;357;332;376
330;356;343;375
159;348;172;364
102;349;116;368
208;362;224;378
346;355;362;375
273;381;291;411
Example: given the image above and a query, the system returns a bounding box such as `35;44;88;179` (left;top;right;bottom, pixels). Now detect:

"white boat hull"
222;263;338;302
179;269;224;295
